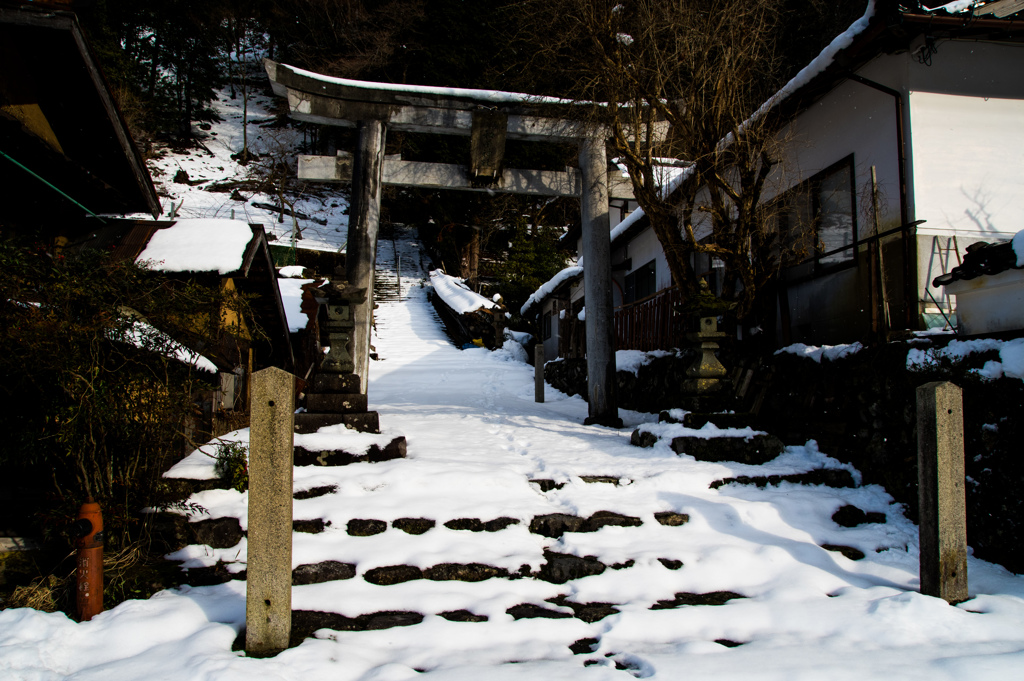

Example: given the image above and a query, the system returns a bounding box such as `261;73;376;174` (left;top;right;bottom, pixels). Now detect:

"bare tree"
514;0;811;319
248;128;309;246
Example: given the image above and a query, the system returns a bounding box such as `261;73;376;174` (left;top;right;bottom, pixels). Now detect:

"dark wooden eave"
0;6;160;219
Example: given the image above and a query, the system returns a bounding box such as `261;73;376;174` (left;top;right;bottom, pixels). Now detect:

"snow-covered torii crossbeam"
265;60;666;426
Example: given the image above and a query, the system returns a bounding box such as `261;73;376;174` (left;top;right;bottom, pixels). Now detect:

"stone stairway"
157;414;887;661
296;372;380;434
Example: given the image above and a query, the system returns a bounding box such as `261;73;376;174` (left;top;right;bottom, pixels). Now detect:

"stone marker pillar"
246;367;295;656
535;343;545;403
578;134;620;427
916;381;968;604
347;119;387;394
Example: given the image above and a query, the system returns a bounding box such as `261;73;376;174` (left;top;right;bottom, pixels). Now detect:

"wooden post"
917;381;968;604
535;343;545;403
346;119;387;394
246;367;295;656
578;135;620;427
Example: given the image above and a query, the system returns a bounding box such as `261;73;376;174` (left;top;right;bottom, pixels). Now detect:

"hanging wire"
0;148;107;223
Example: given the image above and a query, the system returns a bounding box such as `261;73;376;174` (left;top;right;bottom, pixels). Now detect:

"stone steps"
299;370;383;434
293;411;381;434
164;400;880;655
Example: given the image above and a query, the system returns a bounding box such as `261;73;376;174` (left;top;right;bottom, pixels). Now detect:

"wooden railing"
614;287;690;351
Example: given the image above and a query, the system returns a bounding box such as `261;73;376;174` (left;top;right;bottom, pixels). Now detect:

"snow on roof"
136;218;254;274
287;64;575;107
126;320;218;373
520;265;584;316
429;270;499;315
1014;229;1024;267
610;204;649;244
930;0;982;13
738;2;876;141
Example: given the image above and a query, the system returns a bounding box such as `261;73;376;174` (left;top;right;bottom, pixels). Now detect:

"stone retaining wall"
545;340;1024;573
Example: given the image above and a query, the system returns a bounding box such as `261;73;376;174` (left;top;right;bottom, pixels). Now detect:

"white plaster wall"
621;227;672;293
767;60;904;237
908;92;1024;240
541;298;560;361
903;41;1024;322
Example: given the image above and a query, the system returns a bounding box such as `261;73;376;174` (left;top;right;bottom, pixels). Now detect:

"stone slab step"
294;436;406;466
671;433;785;465
294;411;380;434
680;412;756;429
710;468;856;490
233;587;754;651
630;428;785;465
311;373;362;394
305;392;368;413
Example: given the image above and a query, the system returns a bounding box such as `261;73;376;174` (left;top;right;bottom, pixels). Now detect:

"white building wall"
768;58;903;236
621;227;672;295
909;92;1024;240
905;40;1024;324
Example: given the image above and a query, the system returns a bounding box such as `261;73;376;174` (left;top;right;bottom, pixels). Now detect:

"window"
777;156;857;269
624;259;657;303
542;311;552;341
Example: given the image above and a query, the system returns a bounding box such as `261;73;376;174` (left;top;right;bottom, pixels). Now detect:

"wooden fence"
614;287;691;351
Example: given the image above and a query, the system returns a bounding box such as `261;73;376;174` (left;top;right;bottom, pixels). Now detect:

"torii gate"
265;60;662;427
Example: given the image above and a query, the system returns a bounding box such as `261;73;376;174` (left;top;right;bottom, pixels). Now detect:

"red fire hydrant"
73;498;104;621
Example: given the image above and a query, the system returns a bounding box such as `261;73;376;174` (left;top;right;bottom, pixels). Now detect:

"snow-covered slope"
140;89;349;253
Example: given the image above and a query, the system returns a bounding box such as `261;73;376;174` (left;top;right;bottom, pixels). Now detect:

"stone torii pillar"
579;135;620;427
346;120;387;393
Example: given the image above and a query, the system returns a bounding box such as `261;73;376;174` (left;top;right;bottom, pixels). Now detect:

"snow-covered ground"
2;228;1023;681
140;89;349;253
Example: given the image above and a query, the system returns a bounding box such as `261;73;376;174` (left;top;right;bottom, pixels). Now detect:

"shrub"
213;441;249;492
0;240;250;550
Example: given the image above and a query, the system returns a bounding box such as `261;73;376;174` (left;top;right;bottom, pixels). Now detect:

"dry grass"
5;574;65;613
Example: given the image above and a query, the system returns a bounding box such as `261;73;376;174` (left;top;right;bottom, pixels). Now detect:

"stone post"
916;381;968;604
246;367;295;656
347;119;387;394
535;343;545;403
578;134;620;427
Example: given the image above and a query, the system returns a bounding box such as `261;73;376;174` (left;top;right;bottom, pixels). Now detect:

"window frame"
624;259;657;304
776;154;858;275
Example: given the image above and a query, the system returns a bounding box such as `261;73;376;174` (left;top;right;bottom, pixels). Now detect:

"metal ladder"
927;236;962;329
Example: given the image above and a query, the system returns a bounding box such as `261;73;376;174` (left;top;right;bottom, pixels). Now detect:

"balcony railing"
614;287;691;351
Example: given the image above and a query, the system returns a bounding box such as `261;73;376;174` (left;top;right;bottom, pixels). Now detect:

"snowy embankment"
135;89;350;253
2;228;1024;681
